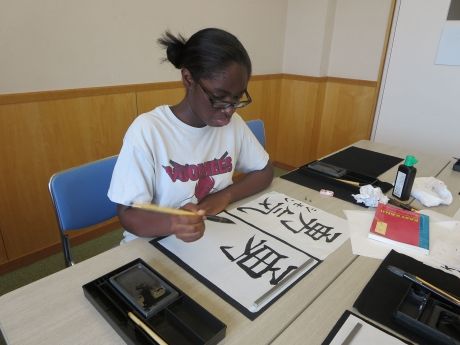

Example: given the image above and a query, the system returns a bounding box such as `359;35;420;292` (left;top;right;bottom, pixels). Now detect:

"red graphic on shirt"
195;176;215;201
162;152;232;202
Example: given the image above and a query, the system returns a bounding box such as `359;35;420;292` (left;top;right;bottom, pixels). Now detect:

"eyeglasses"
197;80;252;110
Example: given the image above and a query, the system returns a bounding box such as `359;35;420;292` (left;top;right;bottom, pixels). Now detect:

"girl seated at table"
108;28;273;243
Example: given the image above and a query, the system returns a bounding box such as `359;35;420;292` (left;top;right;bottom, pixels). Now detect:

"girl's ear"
181;68;195;89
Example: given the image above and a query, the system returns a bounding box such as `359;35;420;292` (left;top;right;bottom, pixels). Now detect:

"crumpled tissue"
411;177;453;207
352;184;389;207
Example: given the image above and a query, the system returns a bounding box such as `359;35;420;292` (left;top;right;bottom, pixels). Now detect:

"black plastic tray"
83;258;226;345
394;283;460;345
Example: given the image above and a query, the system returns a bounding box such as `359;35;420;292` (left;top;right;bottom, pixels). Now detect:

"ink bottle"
392;155;418;201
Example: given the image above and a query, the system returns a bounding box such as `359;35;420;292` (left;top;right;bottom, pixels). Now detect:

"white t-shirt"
108;105;269;242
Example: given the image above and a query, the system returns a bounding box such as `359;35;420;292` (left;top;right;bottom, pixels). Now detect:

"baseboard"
273;161;296;172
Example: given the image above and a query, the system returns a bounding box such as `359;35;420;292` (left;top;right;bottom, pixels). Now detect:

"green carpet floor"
0;228;124;296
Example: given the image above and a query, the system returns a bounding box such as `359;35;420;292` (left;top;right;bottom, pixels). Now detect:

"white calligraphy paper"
345;209;460;278
324;311;410;345
154;192;349;317
228;191;349;260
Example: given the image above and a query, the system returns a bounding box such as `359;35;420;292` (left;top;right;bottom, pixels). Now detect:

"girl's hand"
171;204;206;242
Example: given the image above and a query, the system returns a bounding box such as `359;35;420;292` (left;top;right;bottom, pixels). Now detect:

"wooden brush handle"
335;178;361;187
132;203;195;216
128;312;168;345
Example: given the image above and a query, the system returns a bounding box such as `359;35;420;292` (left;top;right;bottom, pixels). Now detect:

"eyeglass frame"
196;80;252;110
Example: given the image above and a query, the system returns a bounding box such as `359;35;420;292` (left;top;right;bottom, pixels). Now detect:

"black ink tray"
83;258;226;345
394;283;460;345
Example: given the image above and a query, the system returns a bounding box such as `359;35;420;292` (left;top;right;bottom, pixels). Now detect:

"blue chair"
48;155;118;267
246;119;266;147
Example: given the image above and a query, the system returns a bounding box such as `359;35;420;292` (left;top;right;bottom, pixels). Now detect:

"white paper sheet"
228;191;349;260
325;311;409;345
345;209;460;278
156;192;349;315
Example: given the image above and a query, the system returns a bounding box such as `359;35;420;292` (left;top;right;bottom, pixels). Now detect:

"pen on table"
387;198;419;212
251;258;315;310
131;203;235;224
335;178;361;187
341;321;362;345
387;265;460;307
334;177;377;187
128;311;168;345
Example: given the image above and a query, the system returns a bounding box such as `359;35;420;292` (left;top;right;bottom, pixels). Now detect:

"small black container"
393;155;418;201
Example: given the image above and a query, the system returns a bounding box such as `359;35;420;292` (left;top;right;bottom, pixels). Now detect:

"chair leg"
60;232;74;267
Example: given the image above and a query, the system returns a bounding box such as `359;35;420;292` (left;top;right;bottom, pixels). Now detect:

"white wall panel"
373;0;460;157
0;0;287;93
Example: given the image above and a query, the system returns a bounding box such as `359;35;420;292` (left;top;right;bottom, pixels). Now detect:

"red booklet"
368;203;430;254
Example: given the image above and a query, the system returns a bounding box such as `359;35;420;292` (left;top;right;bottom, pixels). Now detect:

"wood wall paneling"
274;78;321;167
136;87;185;115
239;76;282;158
0;93;137;260
0;75;378;271
315;80;377;158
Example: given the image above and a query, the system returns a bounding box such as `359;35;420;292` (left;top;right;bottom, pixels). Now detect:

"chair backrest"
49;156;118;266
49;156;118;231
246;119;266;147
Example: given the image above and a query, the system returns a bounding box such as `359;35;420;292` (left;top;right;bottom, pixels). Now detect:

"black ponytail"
157;31;187;69
158;28;252;80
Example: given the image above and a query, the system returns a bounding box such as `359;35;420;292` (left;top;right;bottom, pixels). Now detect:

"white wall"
282;0;334;76
0;0;392;94
283;0;393;80
0;0;287;93
328;0;392;80
373;0;460;157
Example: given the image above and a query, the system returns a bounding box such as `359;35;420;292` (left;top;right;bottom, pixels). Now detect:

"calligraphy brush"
387;265;460;307
334;178;362;187
131;203;235;224
128;312;168;345
388;198;419;212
